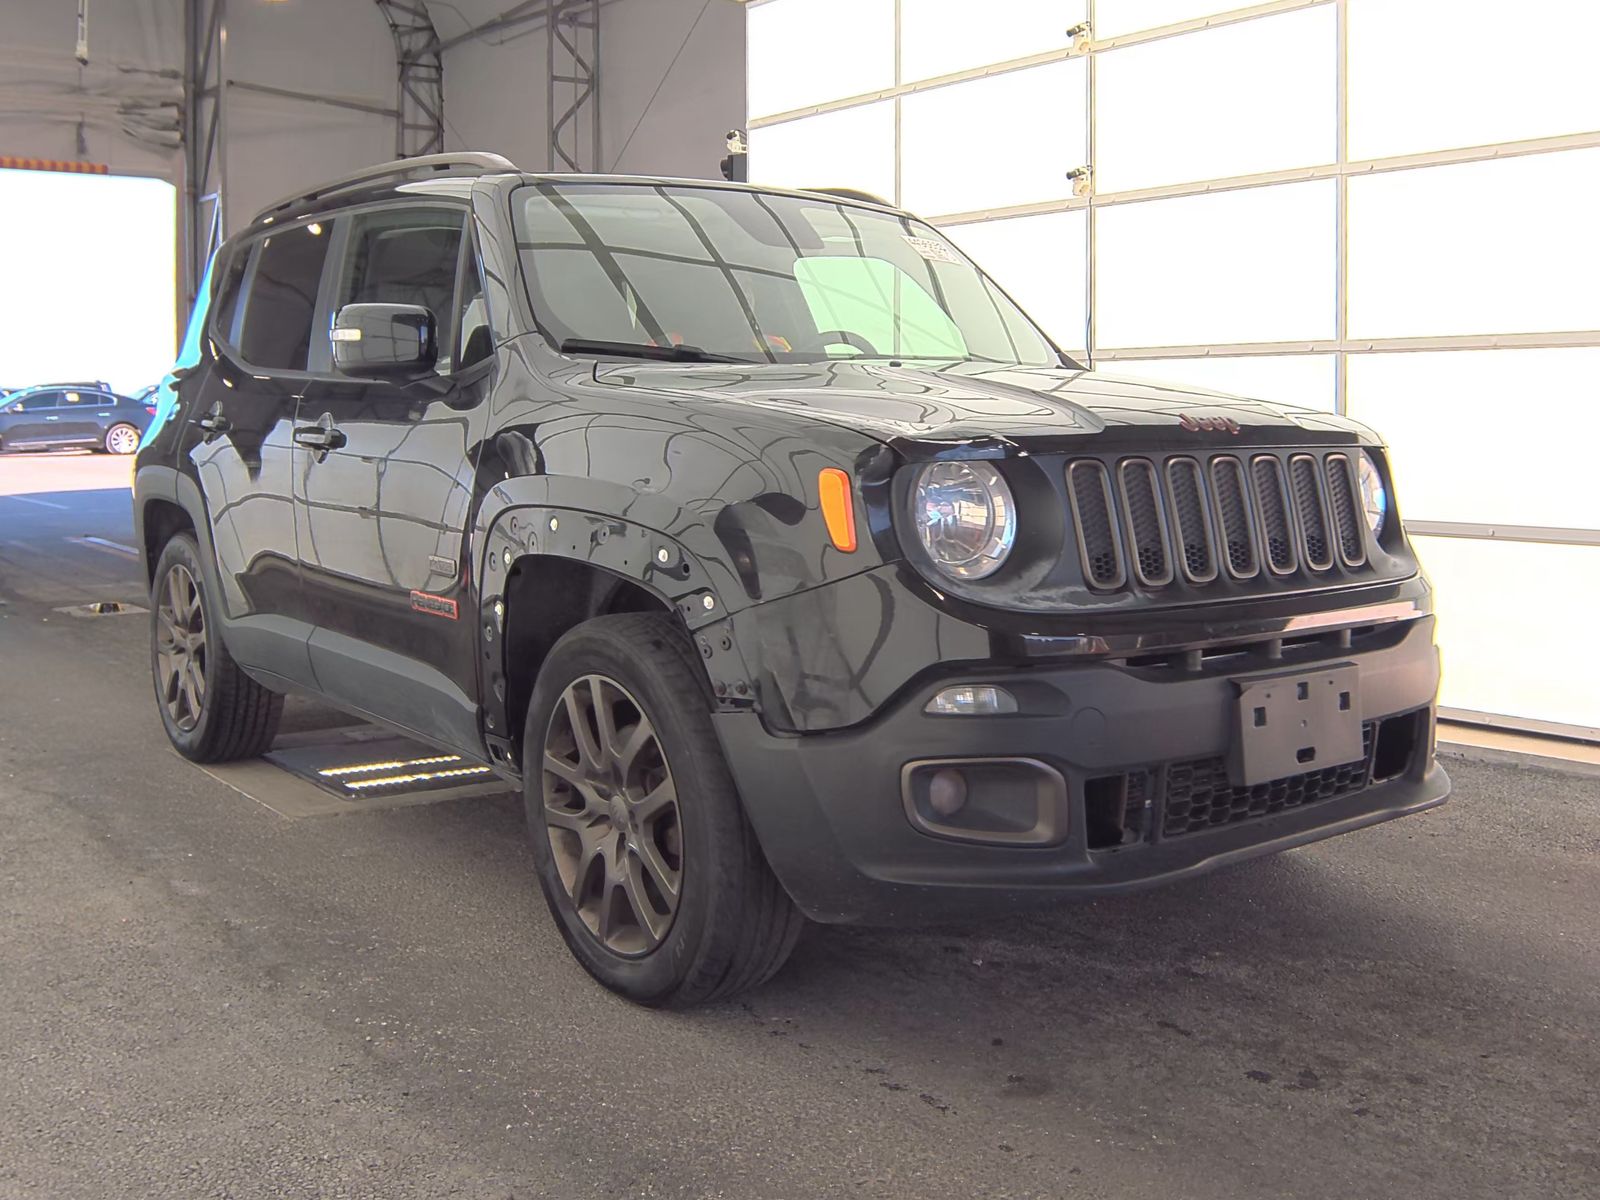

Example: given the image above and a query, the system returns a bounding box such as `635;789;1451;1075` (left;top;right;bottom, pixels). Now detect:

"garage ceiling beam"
226;80;400;120
436;1;553;53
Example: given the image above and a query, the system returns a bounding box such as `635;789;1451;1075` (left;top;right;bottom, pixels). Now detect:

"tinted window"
238;222;333;370
10;391;58;412
211;247;251;347
337;208;464;340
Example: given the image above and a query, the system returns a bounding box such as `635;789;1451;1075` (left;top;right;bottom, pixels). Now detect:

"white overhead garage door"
746;0;1600;739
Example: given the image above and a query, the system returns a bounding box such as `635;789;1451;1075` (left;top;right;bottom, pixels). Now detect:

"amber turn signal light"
818;468;857;552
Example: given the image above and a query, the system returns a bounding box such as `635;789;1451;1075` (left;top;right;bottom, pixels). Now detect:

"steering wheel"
812;329;878;357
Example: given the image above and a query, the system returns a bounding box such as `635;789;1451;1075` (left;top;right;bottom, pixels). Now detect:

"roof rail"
251;152;518;225
801;186;897;208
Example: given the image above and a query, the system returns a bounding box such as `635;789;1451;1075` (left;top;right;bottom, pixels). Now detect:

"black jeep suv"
134;153;1448;1006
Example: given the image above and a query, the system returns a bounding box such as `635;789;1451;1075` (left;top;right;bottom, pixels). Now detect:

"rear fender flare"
134;465;224;603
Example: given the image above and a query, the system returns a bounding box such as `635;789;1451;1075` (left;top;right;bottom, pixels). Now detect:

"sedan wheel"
542;674;682;955
155;563;207;732
105;423;141;455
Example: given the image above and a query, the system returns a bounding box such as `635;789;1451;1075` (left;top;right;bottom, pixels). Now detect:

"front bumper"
715;614;1448;924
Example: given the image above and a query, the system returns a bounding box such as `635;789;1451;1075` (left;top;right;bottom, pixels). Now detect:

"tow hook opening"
1372;710;1424;782
1084;772;1150;850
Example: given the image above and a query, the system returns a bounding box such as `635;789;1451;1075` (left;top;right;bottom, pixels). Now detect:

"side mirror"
331;303;437;375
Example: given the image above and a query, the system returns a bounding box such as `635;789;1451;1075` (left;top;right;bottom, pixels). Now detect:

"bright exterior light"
925;685;1019;716
911;461;1017;580
1358;451;1388;537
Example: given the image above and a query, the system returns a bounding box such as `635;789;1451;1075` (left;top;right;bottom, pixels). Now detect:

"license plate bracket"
1228;663;1362;787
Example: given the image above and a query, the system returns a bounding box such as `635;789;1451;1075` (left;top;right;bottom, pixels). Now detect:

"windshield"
512;182;1061;367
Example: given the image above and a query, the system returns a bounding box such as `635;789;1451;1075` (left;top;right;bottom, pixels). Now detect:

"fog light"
927;767;968;816
925;685;1018;716
901;757;1068;846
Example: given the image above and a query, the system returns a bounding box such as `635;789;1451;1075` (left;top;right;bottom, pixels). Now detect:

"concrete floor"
1;453;1596;1199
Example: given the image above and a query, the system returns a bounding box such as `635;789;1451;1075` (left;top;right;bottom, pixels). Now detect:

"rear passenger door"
56;390;113;443
294;203;495;753
187;217;337;686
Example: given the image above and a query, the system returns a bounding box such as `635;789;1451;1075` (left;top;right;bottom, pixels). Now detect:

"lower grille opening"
1372;710;1424;782
1163;723;1377;838
1084;771;1149;849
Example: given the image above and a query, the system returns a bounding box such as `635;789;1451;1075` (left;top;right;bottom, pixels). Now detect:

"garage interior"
0;2;1596;1197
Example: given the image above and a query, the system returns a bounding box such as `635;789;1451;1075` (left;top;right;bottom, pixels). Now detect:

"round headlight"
1358;451;1388;538
912;461;1017;580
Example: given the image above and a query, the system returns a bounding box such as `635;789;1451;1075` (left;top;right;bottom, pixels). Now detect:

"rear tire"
105;423;141;455
523;612;804;1007
150;533;283;762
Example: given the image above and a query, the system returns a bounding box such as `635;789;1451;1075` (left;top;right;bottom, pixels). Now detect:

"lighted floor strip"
318;754;461;778
342;765;496;791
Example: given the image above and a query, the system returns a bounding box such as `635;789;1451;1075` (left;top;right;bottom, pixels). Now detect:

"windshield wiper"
559;338;754;364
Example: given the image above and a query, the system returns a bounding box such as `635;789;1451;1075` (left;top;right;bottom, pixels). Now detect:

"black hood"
591;359;1375;459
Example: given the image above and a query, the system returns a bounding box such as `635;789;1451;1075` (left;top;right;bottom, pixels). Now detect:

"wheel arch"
134;465;212;589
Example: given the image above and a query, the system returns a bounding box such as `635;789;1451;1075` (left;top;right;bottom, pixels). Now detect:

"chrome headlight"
911;461;1017;580
1358;451;1389;538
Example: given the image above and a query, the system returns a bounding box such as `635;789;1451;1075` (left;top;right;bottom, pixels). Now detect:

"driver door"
294;204;494;753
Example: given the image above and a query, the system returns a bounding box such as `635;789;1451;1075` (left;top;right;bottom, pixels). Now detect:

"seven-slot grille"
1066;450;1368;592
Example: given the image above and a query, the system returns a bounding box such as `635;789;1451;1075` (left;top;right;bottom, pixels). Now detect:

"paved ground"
1;453;1596;1199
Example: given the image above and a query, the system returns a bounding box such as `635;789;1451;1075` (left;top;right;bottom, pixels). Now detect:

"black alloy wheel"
155;562;207;732
542;673;683;955
149;533;283;762
522;612;804;1006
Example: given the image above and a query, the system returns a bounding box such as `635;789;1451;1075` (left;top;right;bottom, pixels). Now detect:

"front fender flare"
476;504;762;761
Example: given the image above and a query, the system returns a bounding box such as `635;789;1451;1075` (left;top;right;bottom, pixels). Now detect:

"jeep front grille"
1066;449;1370;593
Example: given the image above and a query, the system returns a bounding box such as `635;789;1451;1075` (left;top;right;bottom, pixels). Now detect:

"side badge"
410;590;459;620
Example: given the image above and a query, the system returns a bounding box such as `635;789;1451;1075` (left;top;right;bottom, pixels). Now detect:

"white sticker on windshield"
902;235;959;264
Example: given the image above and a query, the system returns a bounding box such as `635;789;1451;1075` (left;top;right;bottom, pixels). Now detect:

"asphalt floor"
1;452;1595;1199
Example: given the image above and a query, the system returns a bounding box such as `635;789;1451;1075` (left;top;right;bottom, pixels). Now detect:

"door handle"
46;415;60;421
293;425;346;452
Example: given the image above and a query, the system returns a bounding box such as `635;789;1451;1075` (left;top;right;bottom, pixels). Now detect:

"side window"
210;247;251;347
238;222;333;371
13;391;58;412
456;242;493;370
336;207;465;365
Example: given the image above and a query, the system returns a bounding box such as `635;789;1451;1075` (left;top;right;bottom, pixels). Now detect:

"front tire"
105;423;141;455
150;534;283;762
523;612;803;1007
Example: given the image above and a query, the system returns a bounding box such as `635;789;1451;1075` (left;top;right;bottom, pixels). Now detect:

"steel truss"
182;0;226;313
548;0;600;172
181;1;446;311
375;0;446;158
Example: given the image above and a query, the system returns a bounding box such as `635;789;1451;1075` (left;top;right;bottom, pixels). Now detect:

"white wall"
221;0;396;232
0;1;398;226
601;0;744;179
0;0;183;179
437;0;744;178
